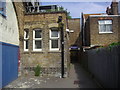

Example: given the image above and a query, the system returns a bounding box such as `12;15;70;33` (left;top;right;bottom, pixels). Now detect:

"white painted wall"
0;0;19;46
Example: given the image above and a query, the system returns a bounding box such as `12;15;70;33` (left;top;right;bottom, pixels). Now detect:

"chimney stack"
111;0;118;15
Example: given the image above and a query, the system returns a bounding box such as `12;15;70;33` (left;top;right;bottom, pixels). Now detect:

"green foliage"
67;12;72;19
34;64;41;76
108;42;120;51
45;6;72;19
100;46;104;48
108;42;120;47
59;6;72;19
94;42;120;52
45;9;52;12
59;6;64;11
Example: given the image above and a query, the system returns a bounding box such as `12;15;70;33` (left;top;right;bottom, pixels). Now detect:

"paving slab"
3;63;99;88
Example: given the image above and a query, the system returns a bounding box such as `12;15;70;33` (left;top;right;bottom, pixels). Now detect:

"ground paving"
4;63;99;88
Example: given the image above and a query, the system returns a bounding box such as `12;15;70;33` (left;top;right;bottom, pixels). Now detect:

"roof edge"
24;11;67;15
89;15;120;17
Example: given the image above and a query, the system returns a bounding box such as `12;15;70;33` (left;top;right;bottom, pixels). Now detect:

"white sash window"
98;20;112;33
49;28;60;51
33;29;42;51
24;30;29;51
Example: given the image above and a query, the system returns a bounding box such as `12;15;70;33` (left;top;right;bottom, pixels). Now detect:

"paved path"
4;63;99;88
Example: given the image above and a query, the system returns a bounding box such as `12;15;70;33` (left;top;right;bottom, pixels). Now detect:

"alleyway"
4;63;99;88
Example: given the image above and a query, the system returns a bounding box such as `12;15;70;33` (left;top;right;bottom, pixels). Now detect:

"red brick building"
81;1;120;47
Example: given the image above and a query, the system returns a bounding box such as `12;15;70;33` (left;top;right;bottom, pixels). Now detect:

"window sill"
99;32;113;34
24;50;29;52
48;50;61;53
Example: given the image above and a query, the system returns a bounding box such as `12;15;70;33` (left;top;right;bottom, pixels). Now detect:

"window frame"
49;29;60;51
33;29;42;51
24;30;29;51
98;20;113;34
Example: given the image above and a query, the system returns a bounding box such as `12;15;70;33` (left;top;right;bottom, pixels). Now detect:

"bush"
108;42;120;51
109;42;120;47
34;64;41;76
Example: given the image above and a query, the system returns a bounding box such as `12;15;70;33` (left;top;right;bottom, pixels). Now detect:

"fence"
80;45;120;88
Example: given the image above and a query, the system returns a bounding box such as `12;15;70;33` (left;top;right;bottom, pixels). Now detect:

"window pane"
99;25;102;32
105;20;112;24
25;30;29;38
51;40;58;48
26;40;28;49
35;40;41;49
98;20;105;24
106;24;112;32
99;20;112;32
35;30;41;38
99;25;106;32
51;30;58;37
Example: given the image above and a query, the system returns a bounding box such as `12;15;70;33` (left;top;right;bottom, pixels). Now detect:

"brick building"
83;15;120;46
81;0;120;47
81;13;104;46
67;18;81;47
14;2;70;77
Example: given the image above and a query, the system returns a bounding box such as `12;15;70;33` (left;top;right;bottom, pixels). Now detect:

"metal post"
57;16;64;78
61;23;64;78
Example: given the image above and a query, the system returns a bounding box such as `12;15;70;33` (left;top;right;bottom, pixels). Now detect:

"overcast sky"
41;2;111;18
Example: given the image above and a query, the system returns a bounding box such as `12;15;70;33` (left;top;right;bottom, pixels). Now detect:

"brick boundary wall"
22;67;67;77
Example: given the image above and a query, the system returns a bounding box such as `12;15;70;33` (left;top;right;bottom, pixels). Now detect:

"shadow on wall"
74;33;81;47
69;33;99;88
69;32;82;63
69;32;82;64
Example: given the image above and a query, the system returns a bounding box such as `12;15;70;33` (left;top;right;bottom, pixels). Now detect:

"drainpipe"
57;16;64;78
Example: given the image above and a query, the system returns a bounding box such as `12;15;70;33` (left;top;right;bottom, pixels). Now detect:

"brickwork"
68;18;81;47
111;1;118;15
84;19;90;46
14;2;69;77
89;16;120;46
22;12;67;66
23;67;67;77
106;1;118;15
14;2;25;76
